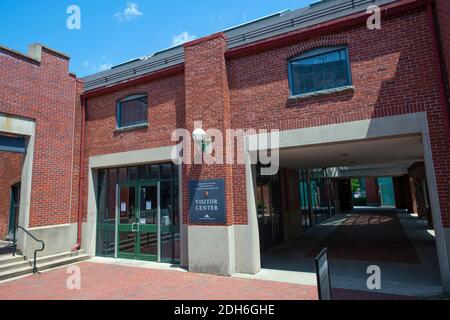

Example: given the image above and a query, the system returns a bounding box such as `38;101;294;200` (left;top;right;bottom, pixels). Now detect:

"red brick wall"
435;0;450;106
83;74;185;221
226;8;450;227
82;7;450;228
227;10;434;129
182;34;235;225
0;47;80;228
0;152;22;239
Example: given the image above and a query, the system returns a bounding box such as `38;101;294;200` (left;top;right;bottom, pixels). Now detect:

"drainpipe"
426;2;450;142
72;97;86;251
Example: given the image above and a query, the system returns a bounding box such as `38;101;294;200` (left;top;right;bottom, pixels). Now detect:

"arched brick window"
288;46;352;96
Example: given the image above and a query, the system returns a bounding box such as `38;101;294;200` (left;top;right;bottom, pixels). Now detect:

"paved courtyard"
261;208;443;297
0;260;414;300
0;208;442;300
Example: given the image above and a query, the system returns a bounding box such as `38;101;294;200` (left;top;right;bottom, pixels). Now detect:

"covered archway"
243;113;449;296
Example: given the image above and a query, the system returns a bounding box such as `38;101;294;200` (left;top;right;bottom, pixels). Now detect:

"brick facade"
183;34;235;225
82;73;185;221
1;1;449;254
226;8;450;226
0;152;22;239
435;0;450;106
0;46;81;229
80;5;450;229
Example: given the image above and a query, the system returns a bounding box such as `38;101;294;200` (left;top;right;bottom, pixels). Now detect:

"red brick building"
1;0;449;292
0;44;82;256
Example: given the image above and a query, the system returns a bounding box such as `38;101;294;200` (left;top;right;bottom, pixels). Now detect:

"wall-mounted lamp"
192;128;211;152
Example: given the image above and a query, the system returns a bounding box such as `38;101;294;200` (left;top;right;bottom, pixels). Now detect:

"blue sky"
0;0;314;77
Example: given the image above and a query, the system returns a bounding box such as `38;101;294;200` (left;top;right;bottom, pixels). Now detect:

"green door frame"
8;183;20;236
116;181;160;262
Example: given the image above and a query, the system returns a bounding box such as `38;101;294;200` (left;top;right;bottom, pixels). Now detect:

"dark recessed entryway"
261;208;442;297
255;134;442;297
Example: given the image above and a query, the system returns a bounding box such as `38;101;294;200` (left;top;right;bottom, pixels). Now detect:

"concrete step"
0;259;31;273
0;251;91;282
37;253;91;273
0;255;25;266
34;250;85;265
0;265;33;282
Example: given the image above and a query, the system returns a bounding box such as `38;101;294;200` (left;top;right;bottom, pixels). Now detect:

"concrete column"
422;130;450;292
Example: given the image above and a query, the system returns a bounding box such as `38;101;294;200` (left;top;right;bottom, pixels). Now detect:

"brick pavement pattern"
0;262;413;300
307;211;420;263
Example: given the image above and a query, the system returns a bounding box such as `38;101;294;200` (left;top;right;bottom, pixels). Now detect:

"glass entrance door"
117;182;160;261
117;184;137;259
137;183;159;261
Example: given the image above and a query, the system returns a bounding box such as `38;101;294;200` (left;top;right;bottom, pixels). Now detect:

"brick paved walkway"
308;210;420;263
0;262;317;300
0;261;414;300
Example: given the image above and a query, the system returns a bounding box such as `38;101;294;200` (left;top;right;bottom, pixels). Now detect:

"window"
288;47;351;96
116;94;148;128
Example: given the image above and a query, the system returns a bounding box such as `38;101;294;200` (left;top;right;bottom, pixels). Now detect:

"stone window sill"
288;85;354;100
114;123;149;133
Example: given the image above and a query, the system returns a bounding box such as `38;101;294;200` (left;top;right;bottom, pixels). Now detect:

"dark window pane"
160;180;179;263
140;232;157;255
107;169;117;223
108;168;117;184
173;164;179;179
98;170;107;185
118;95;148;128
118;167;127;182
150;164;160;180
97;183;107;223
160;163;172;179
290;48;350;95
173;180;179;226
138;165;150;180
96;230;115;257
128;166;138;181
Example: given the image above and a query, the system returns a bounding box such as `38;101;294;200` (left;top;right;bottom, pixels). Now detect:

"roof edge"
81;63;184;99
226;0;430;58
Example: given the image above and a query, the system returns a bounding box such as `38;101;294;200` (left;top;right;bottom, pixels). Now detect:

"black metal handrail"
13;226;45;274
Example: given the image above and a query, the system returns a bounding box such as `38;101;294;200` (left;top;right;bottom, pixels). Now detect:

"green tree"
351;178;360;193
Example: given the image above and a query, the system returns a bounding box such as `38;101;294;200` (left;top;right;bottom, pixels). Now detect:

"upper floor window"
116;94;148;129
288;47;352;96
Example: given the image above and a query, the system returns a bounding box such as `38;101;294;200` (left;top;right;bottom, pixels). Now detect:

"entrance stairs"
0;250;91;282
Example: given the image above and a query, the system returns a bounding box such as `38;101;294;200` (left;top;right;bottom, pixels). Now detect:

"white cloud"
171;31;196;46
114;2;143;22
98;63;113;71
83;61;112;73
